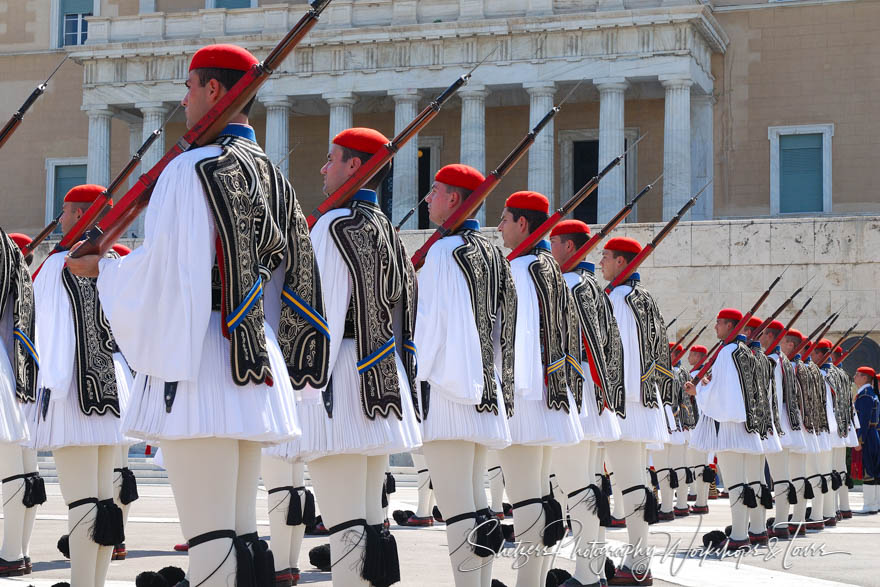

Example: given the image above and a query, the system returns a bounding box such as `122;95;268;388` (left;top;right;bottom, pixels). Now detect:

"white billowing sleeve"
510;257;543;402
414;237;484;404
608;286;642;404
33;253;75;400
95;147;220;383
695;344;747;423
770;353;785;418
299;209;353;402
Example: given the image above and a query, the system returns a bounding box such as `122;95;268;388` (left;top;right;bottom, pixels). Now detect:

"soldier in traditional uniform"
853;367;879;514
742;316;782;545
497;192;584;586
600;236;671;585
790;334;831;531
758;320;808;539
295;127;421;586
68;46;308;586
0;231;42;577
686;308;767;550
550;219;624;586
32;185;132;586
416;163;516;586
684;345;712;514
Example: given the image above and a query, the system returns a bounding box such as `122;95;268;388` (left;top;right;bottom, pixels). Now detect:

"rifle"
817;320;860;366
694;340;721;371
507;135;645;261
764;286;820;354
748;275;814;342
604;180;711;294
671;322;696;349
560;174;662;273
32;103;181;261
68;0;332;260
0;55;68;151
665;307;686;331
834;324;878;366
690;266;789;384
308;59;490;230
673;322;710;365
409;81;582;270
790;311;839;359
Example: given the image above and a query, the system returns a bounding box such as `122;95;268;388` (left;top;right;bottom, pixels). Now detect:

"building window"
45;158;88;229
207;0;257;8
60;0;94;46
768;124;833;216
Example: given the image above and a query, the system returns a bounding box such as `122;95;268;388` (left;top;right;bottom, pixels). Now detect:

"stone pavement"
1;484;878;587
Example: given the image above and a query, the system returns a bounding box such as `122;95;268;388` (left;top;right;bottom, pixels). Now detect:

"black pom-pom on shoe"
57;534;70;559
135;571;169;587
309;544;331;572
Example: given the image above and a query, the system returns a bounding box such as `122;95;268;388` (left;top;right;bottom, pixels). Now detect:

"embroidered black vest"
526;247;580;412
809;361;830;433
730;340;767;436
0;230;38;403
777;352;803;431
329;197;418;421
826;364;852;438
751;346;780;438
451;225;516;418
61;255;121;417
198;134;286;387
676;366;699;429
569;266;625;418
621;278;672;409
264;160;330;390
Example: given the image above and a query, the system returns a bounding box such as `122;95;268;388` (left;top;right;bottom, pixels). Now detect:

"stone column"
524;82;556;204
389;89;420;230
135;102;168;237
459;84;488;223
86;105;113;187
324;92;355;144
263;96;292;178
596;78;628;222
690;93;714;220
660;76;693;221
128;118;143;189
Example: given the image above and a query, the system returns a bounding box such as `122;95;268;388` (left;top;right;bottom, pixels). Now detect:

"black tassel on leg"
541;493;565;547
787;482;798;505
240;532;274;587
820;475;828;494
601;474;612;498
668;469;679;489
23;473;47;507
92;499;125;546
475;509;504;555
287;488;303;526
361;523;400;587
830;472;842;491
845;472;854;489
703;465;716;483
804;480;815;500
648;469;659;489
685;467;695;485
303;489;316;526
760;484;774;509
232;534;256;587
740;484;758;509
385;472;396;495
116;468;140;505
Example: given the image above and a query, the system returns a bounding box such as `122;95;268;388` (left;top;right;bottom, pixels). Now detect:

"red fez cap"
604;237;642;255
786;329;804;340
64;184;110;206
717;308;743;321
815;338;833;351
505;191;549;214
435;164;484;192
746;316;762;329
112;244;132;256
190;44;258;72
550;219;590;238
8;233;31;252
833;346;843;354
767;320;785;332
857;366;876;378
332;127;389;156
691;345;708;354
674;344;684;354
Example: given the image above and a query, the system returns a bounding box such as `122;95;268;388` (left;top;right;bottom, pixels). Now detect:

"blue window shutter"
61;0;93;14
53;164;88;229
779;133;823;214
215;0;251;8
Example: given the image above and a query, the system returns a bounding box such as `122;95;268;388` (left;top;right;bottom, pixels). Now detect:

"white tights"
54;445;116;587
307;454;387;587
746;453;767;535
686;448;710;507
411;453;435;518
604;441;650;574
486;450;505;513
261;455;306;573
834;447;851;512
162;438;262;587
0;444;39;561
